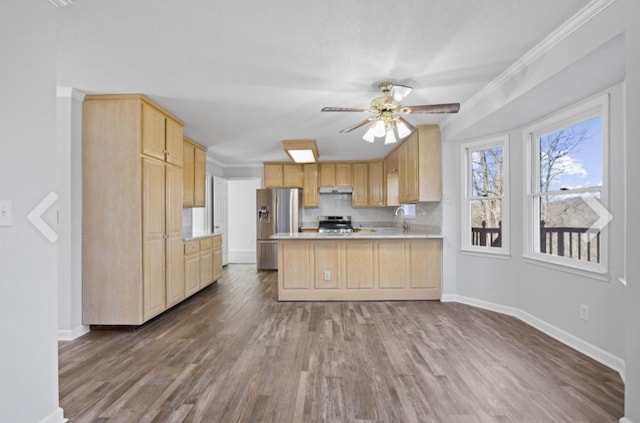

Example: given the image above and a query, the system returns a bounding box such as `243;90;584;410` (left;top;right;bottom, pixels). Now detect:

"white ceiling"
56;0;589;166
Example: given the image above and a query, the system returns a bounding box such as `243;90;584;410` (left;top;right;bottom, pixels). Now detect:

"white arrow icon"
28;191;59;243
581;193;613;243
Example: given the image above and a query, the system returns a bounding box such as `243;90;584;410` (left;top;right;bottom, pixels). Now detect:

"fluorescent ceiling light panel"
282;139;318;163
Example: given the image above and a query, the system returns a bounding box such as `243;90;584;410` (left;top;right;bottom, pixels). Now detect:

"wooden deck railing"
471;220;600;263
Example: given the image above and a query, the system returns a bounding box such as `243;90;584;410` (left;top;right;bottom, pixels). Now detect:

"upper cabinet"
141;102;183;166
263;163;304;188
368;160;385;207
351;162;368;207
303;164;319;208
183;137;207;208
319;163;351;187
396;125;442;203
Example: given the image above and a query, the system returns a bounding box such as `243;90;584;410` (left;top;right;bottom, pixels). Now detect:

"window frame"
460;135;510;255
523;94;609;274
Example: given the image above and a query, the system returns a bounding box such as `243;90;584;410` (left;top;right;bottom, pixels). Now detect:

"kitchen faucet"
394;206;409;232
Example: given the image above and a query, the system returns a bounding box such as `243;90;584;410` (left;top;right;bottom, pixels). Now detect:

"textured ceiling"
56;0;589;166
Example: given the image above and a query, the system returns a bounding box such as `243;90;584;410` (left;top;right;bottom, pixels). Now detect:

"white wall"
441;1;639;420
57;88;88;341
0;2;65;423
227;178;262;263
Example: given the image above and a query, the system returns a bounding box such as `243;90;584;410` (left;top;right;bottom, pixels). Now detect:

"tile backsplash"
301;193;441;232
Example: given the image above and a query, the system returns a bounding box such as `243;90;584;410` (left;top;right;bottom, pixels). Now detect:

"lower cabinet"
278;238;441;301
183;234;223;298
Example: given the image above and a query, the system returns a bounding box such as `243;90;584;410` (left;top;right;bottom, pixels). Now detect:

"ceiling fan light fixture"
362;126;376;143
372;120;386;137
282;139;318;163
384;130;397;145
396;120;412;139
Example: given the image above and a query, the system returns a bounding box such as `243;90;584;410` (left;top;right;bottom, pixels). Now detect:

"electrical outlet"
323;270;331;281
580;304;589;321
0;201;12;226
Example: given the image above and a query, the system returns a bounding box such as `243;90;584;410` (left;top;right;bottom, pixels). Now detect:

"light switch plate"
0;201;13;226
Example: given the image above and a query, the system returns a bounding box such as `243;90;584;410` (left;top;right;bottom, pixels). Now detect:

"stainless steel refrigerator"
256;188;301;270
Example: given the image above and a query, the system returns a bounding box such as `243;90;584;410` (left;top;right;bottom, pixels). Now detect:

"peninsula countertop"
271;230;443;240
183;231;224;242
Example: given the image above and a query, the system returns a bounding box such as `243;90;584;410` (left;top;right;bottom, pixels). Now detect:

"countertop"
271;230;443;240
183;231;224;242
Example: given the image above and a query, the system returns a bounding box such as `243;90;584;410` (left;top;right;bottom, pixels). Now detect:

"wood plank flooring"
59;264;624;422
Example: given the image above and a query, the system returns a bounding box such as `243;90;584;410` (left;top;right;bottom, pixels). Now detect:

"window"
525;95;608;272
461;136;509;254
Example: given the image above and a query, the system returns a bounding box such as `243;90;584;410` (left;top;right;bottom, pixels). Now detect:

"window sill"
522;255;610;282
460;249;511;260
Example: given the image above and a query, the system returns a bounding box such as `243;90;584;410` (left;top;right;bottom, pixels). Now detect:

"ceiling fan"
321;82;460;144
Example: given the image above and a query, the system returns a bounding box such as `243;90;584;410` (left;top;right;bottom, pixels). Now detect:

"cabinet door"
351;163;368;207
165;118;183;166
335;163;351;186
385;151;400;207
399;133;419;203
376;240;406;289
142;157;166;320
283;164;304;187
141;103;166;161
314;241;341;289
345;241;374;289
319;163;336;187
408;239;441;295
165;165;184;307
183;141;195;207
368;160;385;206
194;146;207;207
200;247;214;287
303;164;319;208
184;252;200;297
213;245;223;281
263;163;283;187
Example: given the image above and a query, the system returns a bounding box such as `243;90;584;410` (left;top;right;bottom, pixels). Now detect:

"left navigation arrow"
28;191;59;243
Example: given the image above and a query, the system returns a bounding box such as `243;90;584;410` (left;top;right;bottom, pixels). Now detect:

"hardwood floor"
59;264;624;422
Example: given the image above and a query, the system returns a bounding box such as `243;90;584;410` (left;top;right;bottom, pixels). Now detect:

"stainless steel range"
317;216;354;233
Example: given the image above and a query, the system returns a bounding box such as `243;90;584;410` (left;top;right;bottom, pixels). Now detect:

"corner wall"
0;2;65;422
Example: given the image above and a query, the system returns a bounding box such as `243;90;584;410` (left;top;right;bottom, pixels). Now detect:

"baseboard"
228;249;256;264
58;324;90;341
441;294;626;380
38;407;67;423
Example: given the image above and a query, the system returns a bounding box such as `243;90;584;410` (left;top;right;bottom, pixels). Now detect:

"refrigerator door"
256;189;275;240
273;188;300;233
257;240;278;270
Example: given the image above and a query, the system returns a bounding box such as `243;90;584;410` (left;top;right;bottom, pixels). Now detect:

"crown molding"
56;87;86;102
48;0;73;7
441;0;618;129
206;154;262;169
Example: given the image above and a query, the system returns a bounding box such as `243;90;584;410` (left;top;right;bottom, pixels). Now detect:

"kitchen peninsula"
272;231;442;301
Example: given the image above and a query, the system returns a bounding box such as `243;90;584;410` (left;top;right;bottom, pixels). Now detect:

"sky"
540;116;603;192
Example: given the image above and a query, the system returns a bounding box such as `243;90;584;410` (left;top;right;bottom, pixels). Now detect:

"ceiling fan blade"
339;117;376;133
401;103;460;114
321;107;368;112
389;84;412;103
397;116;416;132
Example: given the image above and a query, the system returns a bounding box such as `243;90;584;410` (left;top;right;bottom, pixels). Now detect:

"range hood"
319;186;353;194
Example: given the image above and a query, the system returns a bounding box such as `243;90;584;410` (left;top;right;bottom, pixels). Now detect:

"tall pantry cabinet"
83;95;185;325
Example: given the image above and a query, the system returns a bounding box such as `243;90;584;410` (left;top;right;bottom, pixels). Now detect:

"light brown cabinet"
183;234;223;297
263;163;304;188
397;125;442;203
319;162;352;187
278;238;442;301
384;150;400;206
368;160;385;206
351;162;369;207
141;102;183;166
183;137;206;208
83;94;185;325
303;164;319;208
